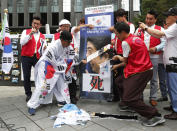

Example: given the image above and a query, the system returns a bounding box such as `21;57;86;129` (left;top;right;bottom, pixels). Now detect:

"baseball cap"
59;19;71;26
163;7;177;16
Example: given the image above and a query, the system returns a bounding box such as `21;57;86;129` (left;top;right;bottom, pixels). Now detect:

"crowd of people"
19;6;177;127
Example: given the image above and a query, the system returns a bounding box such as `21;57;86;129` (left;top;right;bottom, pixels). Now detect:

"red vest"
112;22;133;55
21;29;45;59
137;25;162;54
124;35;152;78
115;37;123;54
54;32;60;41
127;22;131;26
54;32;75;48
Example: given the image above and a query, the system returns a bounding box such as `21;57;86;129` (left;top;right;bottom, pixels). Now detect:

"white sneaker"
142;116;165;127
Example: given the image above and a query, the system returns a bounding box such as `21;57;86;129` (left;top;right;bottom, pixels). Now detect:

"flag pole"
1;8;14;74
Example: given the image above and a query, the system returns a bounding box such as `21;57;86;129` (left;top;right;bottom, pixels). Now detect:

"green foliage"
133;0;177;27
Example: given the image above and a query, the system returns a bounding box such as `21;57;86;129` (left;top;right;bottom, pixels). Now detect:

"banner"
85;5;114;27
79;5;114;100
1;12;14;74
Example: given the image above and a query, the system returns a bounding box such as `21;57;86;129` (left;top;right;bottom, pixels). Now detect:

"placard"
79;5;114;100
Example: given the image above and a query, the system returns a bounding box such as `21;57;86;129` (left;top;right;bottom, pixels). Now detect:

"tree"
133;0;177;27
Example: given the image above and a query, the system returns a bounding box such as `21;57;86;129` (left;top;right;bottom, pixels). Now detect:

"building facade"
0;0;139;33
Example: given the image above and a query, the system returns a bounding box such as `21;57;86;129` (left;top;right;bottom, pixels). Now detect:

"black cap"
60;30;72;43
163;7;177;16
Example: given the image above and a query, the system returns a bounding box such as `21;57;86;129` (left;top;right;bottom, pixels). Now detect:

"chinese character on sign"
90;76;104;91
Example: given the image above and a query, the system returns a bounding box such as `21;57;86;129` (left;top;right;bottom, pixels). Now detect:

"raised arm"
73;24;94;33
139;22;165;38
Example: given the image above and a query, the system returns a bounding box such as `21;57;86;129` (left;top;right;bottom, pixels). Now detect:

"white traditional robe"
27;39;73;109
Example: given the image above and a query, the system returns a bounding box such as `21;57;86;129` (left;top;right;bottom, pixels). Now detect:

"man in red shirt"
112;22;165;127
20;16;46;102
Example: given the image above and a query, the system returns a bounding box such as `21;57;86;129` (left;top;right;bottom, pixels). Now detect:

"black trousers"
21;55;38;97
69;78;77;100
111;54;124;100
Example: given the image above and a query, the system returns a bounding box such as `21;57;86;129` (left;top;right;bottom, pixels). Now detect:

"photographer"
139;7;177;120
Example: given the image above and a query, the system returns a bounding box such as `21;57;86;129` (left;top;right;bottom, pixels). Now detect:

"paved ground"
0;86;176;131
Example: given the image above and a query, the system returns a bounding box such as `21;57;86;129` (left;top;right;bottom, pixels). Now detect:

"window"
113;0;118;11
8;0;13;6
121;0;129;11
41;13;47;25
63;0;71;12
7;0;13;13
75;0;83;12
52;13;59;26
40;0;47;6
29;13;33;26
28;0;36;13
85;0;94;7
8;13;13;26
51;0;59;12
17;0;24;13
98;0;107;5
52;0;58;6
64;13;70;22
40;0;47;12
133;0;140;11
18;13;24;26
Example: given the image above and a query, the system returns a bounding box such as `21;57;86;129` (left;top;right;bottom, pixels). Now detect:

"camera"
169;57;177;63
166;57;177;73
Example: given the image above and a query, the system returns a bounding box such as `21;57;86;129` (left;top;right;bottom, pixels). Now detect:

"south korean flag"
1;12;14;74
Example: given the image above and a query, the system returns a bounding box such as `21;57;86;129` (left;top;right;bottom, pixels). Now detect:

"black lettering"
46;51;53;60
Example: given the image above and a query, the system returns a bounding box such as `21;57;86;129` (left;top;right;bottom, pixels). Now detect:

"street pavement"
0;86;176;131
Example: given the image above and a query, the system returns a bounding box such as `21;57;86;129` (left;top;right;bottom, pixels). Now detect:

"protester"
157;21;168;102
71;18;94;54
51;19;72;43
20;16;47;102
27;31;73;115
110;8;135;55
135;10;166;106
139;7;177;120
70;18;94;103
108;9;135;102
52;19;78;104
112;22;165;126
